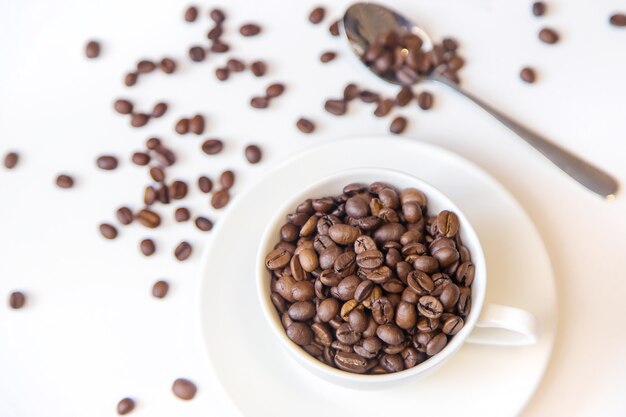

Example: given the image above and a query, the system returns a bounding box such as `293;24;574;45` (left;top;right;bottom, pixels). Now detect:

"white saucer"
198;136;557;417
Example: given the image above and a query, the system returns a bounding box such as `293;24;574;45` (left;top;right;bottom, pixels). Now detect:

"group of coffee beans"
264;182;474;375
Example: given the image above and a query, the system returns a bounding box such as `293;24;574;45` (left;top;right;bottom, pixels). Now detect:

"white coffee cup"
256;168;539;389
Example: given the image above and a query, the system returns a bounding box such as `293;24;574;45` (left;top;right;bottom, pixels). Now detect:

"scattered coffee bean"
250;96;269;109
227;58;245;72
374;99;394;117
96;155;119;171
417;91;433;110
85;40;100;58
245;144;262;164
189;114;205;134
146;137;161;149
149;167;165;182
131;152;150;166
175;118;190;134
169;180;188;200
198;177;213;194
201;139;223;155
215;67;230;81
9;291;26;309
151;280;169;299
184;5;198;22
210;8;225;23
116;398;135;415
151;102;168;118
137;209;161;228
360;90;379;103
390;116;408;134
538;28;559;44
329;20;340;36
309;7;326;24
211;189;230;209
114;99;133;115
116;207;134;225
250;61;267;77
174;241;192;261
172;378;197;400
207;25;223;40
174;207;191;222
160;57;177;74
395;87;413;107
320;51;337;63
144;186;157;206
195;216;213;231
240;23;261;37
140;239;156;256
3;152;18;169
219;170;235;189
137;60;156;74
266;83;285;98
532;2;546;17
520;67;536;83
130;113;150;128
99;223;118;240
610;13;626;27
124;72;138;87
343;83;360;101
296;118;315;133
324;99;347;116
189;46;206;62
211;42;230;53
55;174;74;189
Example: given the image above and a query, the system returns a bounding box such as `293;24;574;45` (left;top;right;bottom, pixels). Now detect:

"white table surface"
1;0;625;416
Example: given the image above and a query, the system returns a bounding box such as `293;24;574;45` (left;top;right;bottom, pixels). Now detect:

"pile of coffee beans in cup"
264;182;474;375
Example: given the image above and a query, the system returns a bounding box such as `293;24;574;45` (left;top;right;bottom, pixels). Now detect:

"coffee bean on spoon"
309;6;325;24
240;23;261;37
152;280;169;299
85;40;100;58
114;99;133;115
96;155;118;170
296;118;315;133
116;398;135;415
55;174;74;189
3;152;18;169
245;145;262;164
172;378;197;400
9;291;26;309
520;67;536;83
538;28;559;44
140;239;156;256
174;241;192;261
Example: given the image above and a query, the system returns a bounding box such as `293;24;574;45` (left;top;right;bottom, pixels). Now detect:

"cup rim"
256;167;486;383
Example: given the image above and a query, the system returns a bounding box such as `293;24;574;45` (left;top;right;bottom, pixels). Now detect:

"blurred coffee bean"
160;57;177;73
611;13;626;26
151;102;168;118
55;174;74;189
320;51;336;63
245;145;262;164
309;7;326;24
195;216;213;231
520;67;536;83
538;28;559;44
96;155;118;170
532;2;546;17
211;189;230;209
184;5;198;22
114;99;133;115
174;207;191;222
240;23;261;37
250;61;267;76
140;239;156;256
99;223;118;239
9;291;26;309
390;116;407;134
116;397;135;415
172;378;197;400
174;241;192;261
188;46;206;62
296;118;315;133
85;40;100;58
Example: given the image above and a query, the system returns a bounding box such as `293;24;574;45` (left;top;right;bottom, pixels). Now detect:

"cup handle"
466;303;540;346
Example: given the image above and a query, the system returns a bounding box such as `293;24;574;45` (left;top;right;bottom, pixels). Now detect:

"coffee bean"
175;118;190;134
3;151;18;169
9;291;26;309
210;42;229;53
174;207;191;222
149;167;165;182
99;223;118;239
116;397;135;415
538;28;559;44
151;102;168;118
215;67;229;81
343;83;360;101
55;174;74;189
436;210;459;237
85;40;100;58
174;241;192;261
442;37;458;52
227;58;245;72
359;90;379;103
418;295;444;319
320;51;336;63
240;23;261;37
610;13;626;27
442;314;464;335
197;176;213;194
184;5;198;22
520;67;536;83
372;297;394;324
250;96;269;109
207;26;223;41
160;57;177;74
374;99;394;117
324;99;347;116
137;60;156;74
245;145;262;164
172;378;197;400
169;180;188;200
219;170;235;189
296;118;315;133
395;86;413;107
376;323;404;345
96;155;118;170
131;152;150;166
140;238;156;256
210;8;225;23
532;2;546;17
266;83;285;98
116;207;133;225
395;301;418;329
195;216;213;231
426;332;447;356
390;116;407;134
114;99;133;115
329;224;361;245
334;351;370;373
149;280;168;299
189;114;205;134
201;139;223;155
329;20;340;36
146;138;161;149
188;46;206;62
153;145;176;166
124;72;138;87
250;61;267;77
286;322;313;345
137;209;161;228
130;113;150;128
417;92;434;110
309;6;325;24
211;189;230;209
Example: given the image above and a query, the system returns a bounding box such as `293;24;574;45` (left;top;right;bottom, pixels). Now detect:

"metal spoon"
343;2;619;199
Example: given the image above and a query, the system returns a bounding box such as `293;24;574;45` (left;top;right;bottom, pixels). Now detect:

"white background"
1;0;625;416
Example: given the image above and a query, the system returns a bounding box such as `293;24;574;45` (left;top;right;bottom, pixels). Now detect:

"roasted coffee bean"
209;8;225;22
288;301;316;321
152;102;168;118
188;46;206;62
9;291;26;309
219;170;235;189
324;99;347;116
215;67;229;81
130;113;149;128
116;397;135;415
336;276;360;300
201;139;223;155
358;265;392;284
372;297;394;324
250;60;267;77
457;291;471;316
336;323;361;345
287;322;313;345
356;250;384;269
152;280;169;299
440;283;461;311
175;118;190;134
538;28;559;44
140;238;156;256
532;1;546;17
520;67;536;83
376;323;404;345
309;6;326;24
402;347;422;368
418;295;444;319
131;151;150;166
417;91;434;110
426;332;447;356
211;42;230;53
211;188;230;209
442;314;464;335
456;261;475;286
85;40;100;58
244;144;262;164
343;83;360;101
137;209;161;228
184;5;198;22
317;297;339;322
266;83;285;98
137;60;156;73
265;248;291;270
174;207;191;222
390;116;407;134
329;20;340;36
96;155;118;170
380;353;404;372
296;117;315;133
334;252;357;278
172;378;197;400
148;167;164;183
99;223;118;239
373;98;394;117
395;301;418;329
197;176;213;193
240;23;261;37
55;174;74;189
207;26;223;40
189;114;205;134
226;58;245;73
395;86;413;106
195;216;213;232
348;308;368;333
329;224;360;245
312;322;333;346
610;13;626;27
290;281;314;302
436;210;459;237
116;207;133;225
114;99;133;115
334;351;369;373
124;72;138;87
153;145;176;166
407;270;433;295
250;96;269;109
3;151;18;169
169;180;188;200
413;255;438;274
160;57;177;74
373;222;406;243
174;241;192;261
320;51;336;63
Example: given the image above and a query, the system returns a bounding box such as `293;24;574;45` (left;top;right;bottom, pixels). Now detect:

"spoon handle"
433;76;619;199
